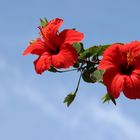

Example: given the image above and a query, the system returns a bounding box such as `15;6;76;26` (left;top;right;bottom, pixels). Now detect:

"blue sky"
0;0;140;139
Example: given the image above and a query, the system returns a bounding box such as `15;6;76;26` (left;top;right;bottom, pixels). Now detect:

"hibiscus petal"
51;44;78;68
123;72;140;99
34;52;51;74
23;38;46;56
103;69;124;98
39;18;63;53
43;18;63;39
98;61;117;70
123;41;140;56
59;29;84;45
98;44;122;70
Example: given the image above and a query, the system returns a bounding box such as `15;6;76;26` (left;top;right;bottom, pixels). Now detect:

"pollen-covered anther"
127;52;134;65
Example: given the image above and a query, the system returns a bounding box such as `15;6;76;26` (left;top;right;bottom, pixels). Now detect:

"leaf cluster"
48;41;117;106
63;43;114;106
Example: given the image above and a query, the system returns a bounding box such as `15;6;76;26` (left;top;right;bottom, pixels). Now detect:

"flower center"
119;52;134;75
120;63;134;75
38;26;60;55
50;47;60;55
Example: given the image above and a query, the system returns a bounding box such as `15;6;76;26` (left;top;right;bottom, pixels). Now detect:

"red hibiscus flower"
23;18;84;74
98;41;140;99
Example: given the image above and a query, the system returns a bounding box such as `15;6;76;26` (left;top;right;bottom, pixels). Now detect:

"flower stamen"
38;26;48;40
38;26;57;53
127;52;134;65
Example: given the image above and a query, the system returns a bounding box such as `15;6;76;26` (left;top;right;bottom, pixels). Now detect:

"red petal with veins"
98;44;122;70
123;76;137;99
59;29;84;45
122;41;140;56
34;52;51;74
23;38;46;56
42;18;63;40
103;68;124;98
123;71;140;99
51;44;78;68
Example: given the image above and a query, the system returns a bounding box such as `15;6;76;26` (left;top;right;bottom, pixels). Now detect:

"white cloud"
14;84;63;119
13;71;140;140
88;101;140;140
1;60;140;140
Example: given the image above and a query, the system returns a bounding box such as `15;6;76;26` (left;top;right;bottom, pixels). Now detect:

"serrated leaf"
82;69;96;83
79;44;110;59
44;17;48;24
93;45;109;56
40;19;46;27
82;70;93;83
90;70;104;83
64;92;76;107
79;48;93;59
102;93;116;105
73;43;84;54
40;17;48;27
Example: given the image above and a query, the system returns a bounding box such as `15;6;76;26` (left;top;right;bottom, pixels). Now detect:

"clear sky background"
0;0;140;140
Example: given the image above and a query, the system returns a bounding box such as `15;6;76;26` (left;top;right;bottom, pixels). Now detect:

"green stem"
56;68;78;73
74;71;82;94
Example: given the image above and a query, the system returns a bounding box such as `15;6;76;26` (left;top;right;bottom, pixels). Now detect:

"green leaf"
44;17;48;24
64;92;76;107
40;17;48;27
79;48;93;59
82;69;96;83
93;45;110;56
82;66;104;83
102;93;116;105
73;43;84;54
79;44;110;59
73;62;80;68
90;70;104;83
